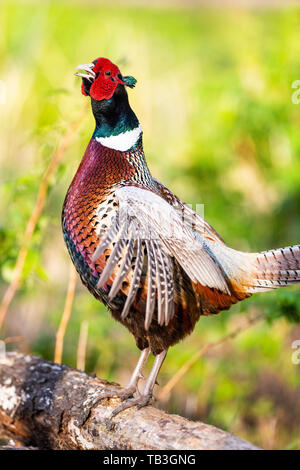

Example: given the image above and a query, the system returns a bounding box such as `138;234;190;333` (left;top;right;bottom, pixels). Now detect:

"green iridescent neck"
91;86;140;140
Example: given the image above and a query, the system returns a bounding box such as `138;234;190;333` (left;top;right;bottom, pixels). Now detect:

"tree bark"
0;352;259;450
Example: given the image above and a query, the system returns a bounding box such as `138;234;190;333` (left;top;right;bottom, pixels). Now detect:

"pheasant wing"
92;186;231;329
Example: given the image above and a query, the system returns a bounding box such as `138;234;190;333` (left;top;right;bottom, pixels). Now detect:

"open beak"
74;63;96;82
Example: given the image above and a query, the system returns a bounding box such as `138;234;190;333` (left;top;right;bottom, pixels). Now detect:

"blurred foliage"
0;0;300;450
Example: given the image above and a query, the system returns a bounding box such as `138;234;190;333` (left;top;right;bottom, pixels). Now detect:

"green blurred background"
1;0;300;449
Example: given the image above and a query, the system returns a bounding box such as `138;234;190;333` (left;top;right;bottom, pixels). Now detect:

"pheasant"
62;57;300;417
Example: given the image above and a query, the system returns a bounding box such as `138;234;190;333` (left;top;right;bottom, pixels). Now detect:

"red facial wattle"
89;57;124;101
90;75;118;101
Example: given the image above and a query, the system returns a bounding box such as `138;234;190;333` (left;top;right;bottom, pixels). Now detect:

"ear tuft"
123;76;137;88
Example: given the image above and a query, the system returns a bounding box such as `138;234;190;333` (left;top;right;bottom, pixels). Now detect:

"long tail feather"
246;245;300;293
204;240;300;296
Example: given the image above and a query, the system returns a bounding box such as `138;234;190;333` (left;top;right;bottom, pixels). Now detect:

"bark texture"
0;352;259;450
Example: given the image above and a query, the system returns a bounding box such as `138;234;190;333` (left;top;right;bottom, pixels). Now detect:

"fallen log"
0;352;259;450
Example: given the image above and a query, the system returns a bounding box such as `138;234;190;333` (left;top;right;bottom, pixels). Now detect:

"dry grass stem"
54;263;77;364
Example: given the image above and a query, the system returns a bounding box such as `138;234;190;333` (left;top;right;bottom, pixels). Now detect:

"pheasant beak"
74;63;96;82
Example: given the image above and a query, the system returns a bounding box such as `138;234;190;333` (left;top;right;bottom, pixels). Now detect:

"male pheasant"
62;57;300;416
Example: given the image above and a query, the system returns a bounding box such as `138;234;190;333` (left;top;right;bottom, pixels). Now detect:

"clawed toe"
91;385;136;408
90;385;153;427
119;388;136;401
110;393;153;419
100;386;123;399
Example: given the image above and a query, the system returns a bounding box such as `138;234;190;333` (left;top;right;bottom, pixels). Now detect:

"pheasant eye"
105;70;112;76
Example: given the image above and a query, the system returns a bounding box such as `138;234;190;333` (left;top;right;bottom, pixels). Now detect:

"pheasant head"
74;57;140;149
75;57;137;101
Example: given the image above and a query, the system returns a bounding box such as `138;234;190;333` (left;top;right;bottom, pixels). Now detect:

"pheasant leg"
109;349;168;419
94;347;151;403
